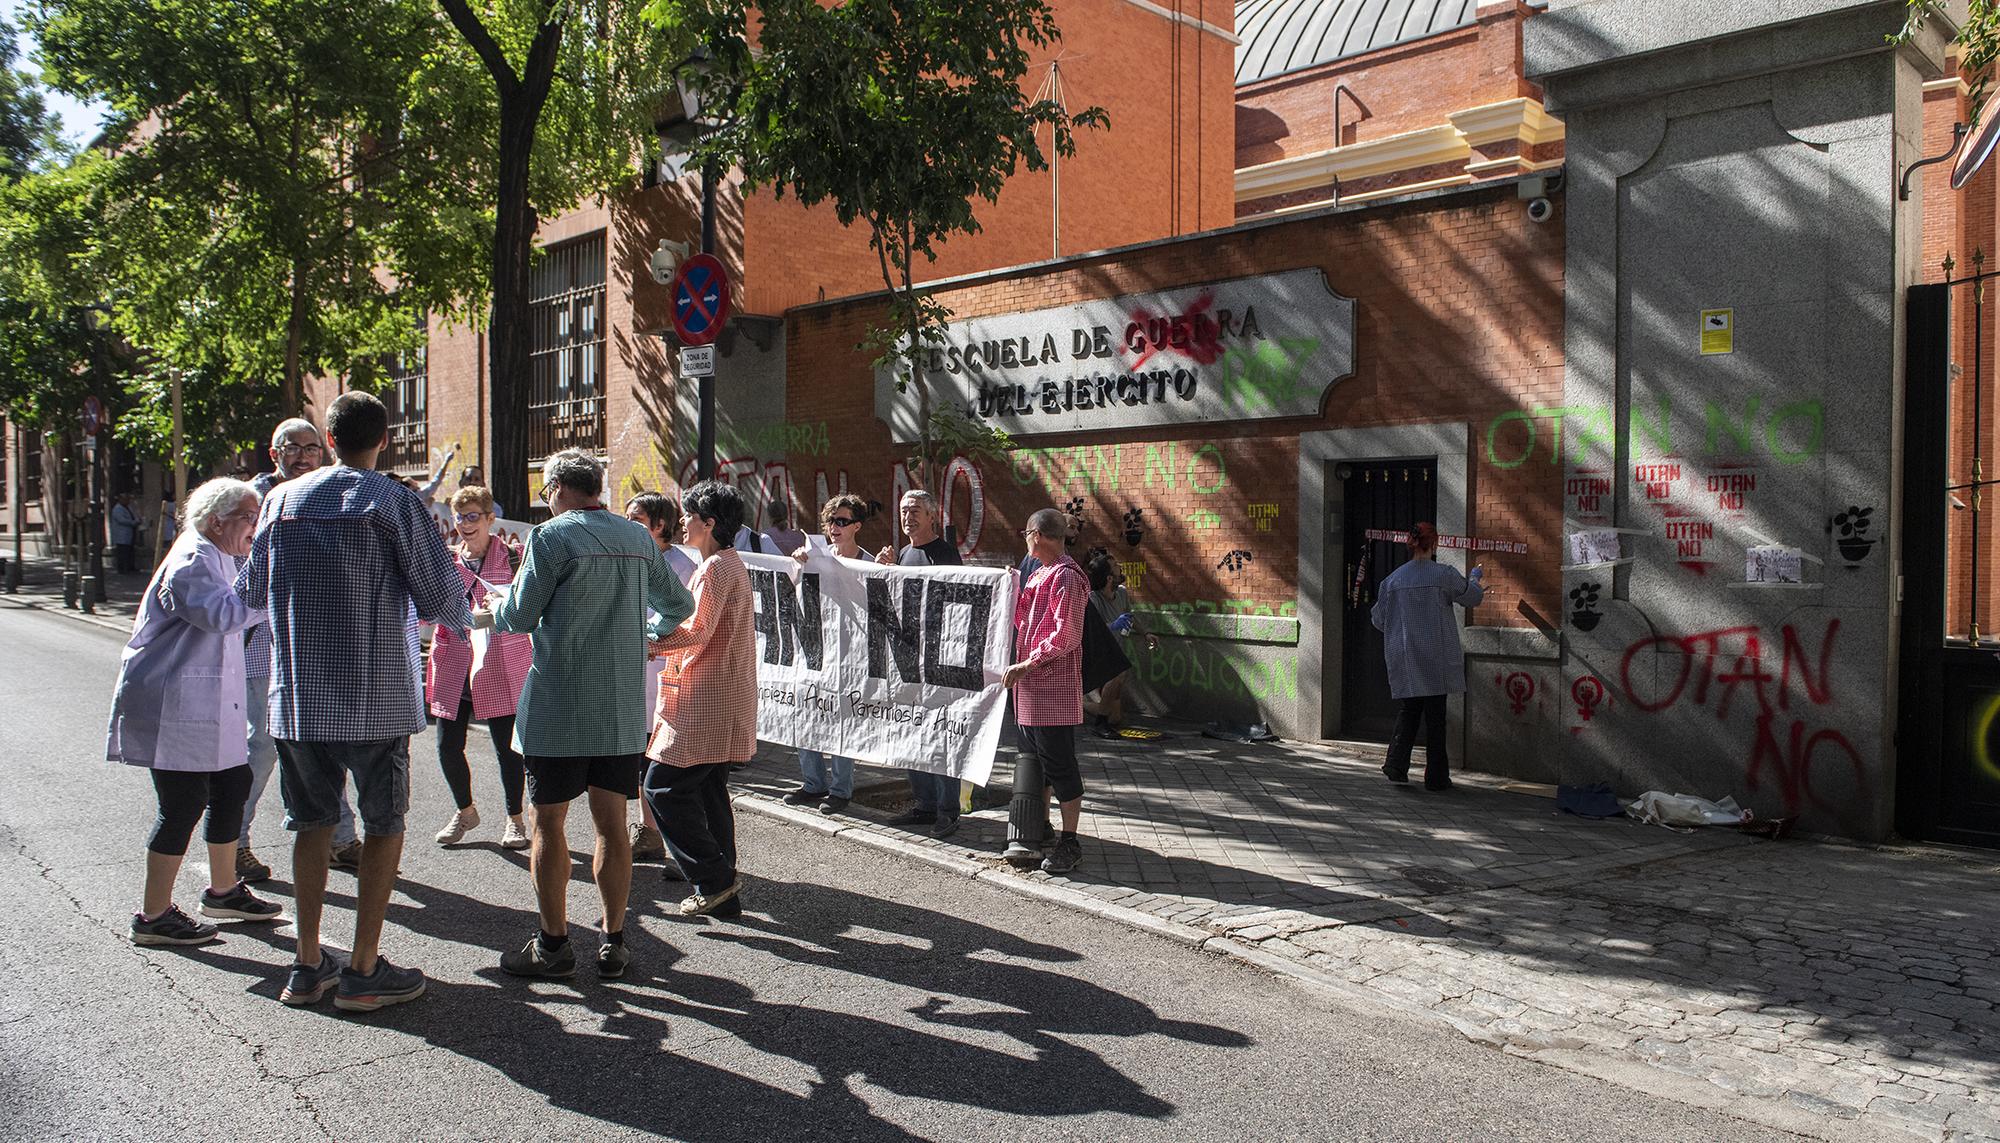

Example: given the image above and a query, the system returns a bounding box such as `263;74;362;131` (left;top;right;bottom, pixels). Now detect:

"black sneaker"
1041;835;1083;875
597;942;630;979
885;809;937;827
131;904;219;946
500;936;577;979
334;956;426;1012
819;795;850;816
781;789;822;806
930;815;962;840
235;846;272;884
329;840;363;871
280;951;344;1006
200;881;283;922
1380;762;1410;784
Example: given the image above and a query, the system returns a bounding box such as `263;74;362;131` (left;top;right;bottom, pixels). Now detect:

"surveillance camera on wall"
649;238;692;285
1526;197;1555;224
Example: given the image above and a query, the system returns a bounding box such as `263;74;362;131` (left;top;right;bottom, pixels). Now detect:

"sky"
4;0;110;149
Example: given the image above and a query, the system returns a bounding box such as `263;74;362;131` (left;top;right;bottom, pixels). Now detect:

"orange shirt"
646;550;759;767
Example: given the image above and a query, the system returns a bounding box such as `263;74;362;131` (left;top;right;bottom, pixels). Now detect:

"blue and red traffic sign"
670;253;732;347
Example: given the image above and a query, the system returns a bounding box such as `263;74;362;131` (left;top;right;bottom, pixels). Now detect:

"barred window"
528;233;607;463
380;322;429;477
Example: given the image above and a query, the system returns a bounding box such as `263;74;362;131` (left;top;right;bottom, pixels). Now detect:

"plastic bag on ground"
1625;791;1752;828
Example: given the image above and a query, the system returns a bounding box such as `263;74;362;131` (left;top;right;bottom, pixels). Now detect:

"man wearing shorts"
1002;507;1090;875
236;391;473;1011
479;449;692;979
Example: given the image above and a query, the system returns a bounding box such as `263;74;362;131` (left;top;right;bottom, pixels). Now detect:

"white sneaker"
500;817;529;850
434;806;479;845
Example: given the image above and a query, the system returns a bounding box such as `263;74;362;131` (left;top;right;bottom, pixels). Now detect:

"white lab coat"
106;532;266;771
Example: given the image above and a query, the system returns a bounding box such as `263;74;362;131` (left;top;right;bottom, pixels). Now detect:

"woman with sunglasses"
426;486;533;849
781;494;870;814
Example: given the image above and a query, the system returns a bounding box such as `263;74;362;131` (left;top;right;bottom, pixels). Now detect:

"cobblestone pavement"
733;730;2000;1143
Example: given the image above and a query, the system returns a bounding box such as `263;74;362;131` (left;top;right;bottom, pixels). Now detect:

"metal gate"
1339;458;1437;740
1900;276;2000;847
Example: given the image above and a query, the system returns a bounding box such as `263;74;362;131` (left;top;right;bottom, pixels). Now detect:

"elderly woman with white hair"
107;477;284;946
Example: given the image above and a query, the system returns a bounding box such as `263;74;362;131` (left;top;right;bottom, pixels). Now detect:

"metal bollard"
63;570;80;609
79;575;97;614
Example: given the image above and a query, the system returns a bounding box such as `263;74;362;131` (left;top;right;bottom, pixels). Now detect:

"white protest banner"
736;550;1015;787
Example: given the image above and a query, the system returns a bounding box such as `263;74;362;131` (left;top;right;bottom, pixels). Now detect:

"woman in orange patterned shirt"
642;480;759;918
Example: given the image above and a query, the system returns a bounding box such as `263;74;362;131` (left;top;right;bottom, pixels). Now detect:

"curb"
0;594;136;634
732;787;1922;1143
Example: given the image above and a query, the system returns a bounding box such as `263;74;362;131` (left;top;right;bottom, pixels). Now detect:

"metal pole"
170;367;186;556
1050;60;1062;260
8;421;22;592
697;158;718;483
86;437;104;600
1975;263;1985;642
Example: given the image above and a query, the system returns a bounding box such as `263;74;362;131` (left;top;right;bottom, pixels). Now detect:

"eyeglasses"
540;482;556;505
826;517;857;529
453;512;487;524
277;441;322;456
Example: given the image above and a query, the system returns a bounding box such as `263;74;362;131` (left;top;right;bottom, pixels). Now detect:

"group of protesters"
103;389;1092;1012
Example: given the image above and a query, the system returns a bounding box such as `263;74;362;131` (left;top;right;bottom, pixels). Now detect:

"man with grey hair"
875;487;966;837
477;447;692;980
1002;507;1090;875
238;417;359;882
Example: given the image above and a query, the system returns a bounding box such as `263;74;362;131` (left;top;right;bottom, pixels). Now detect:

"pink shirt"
1014;555;1087;726
426;540;532;720
646;550;759;767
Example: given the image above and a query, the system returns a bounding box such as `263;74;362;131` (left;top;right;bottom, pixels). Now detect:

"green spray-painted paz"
1485;397;1825;469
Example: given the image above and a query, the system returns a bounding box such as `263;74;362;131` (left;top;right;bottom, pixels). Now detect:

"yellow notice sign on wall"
1701;309;1734;355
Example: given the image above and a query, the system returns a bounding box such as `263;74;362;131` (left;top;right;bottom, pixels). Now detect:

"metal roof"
1234;0;1478;86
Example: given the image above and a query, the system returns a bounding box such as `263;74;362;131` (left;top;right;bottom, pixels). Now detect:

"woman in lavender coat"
1371;522;1484;791
107;478;283;946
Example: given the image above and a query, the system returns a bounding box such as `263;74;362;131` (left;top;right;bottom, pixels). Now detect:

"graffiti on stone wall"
1119;561;1146;591
1122;508;1145;547
1497;671;1535;716
1144;642;1298;702
1829;506;1878;566
1144;442;1229;494
1217;549;1253;575
1489;397;1825;469
1186;508;1221;530
1570;676;1609;725
1568;582;1603;632
1618;620;1863;817
1145;599;1297;619
1011;446;1120;493
1248;502;1279;532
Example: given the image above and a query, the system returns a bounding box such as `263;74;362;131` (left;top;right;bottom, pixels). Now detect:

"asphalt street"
0;602;1797;1141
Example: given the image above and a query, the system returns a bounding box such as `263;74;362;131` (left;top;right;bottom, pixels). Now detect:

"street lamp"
659;46;726;480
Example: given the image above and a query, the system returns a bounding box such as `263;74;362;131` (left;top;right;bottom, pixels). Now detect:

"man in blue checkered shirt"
235;391;473;1013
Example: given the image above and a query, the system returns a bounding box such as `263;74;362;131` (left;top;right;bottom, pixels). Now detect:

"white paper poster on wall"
734;551;1016;786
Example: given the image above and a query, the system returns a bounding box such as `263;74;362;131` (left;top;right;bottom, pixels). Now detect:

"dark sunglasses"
826;517;858;528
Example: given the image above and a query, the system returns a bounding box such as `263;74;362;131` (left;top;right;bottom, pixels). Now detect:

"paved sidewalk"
0;550;145;633
732;727;2000;1143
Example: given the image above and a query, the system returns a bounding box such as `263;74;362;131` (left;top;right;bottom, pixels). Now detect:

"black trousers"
436;697;524;815
114;543;137;574
1384;695;1451;786
149;765;252;857
643;761;737;895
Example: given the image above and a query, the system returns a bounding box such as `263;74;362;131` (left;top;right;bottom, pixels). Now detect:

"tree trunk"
488;97;538;520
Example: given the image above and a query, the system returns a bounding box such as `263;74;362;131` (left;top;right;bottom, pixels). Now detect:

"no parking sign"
670;253;731;347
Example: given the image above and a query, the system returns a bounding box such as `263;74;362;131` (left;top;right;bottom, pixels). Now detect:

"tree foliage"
651;0;1106;491
0;18;66;180
1902;1;1997;108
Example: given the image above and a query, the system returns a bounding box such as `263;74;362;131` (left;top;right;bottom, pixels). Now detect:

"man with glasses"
236;419;360;882
874;490;965;837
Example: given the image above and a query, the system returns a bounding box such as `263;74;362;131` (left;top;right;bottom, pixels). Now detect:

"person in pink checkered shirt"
1002;507;1091;875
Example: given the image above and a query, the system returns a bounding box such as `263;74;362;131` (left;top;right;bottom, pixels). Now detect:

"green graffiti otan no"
1484;396;1825;469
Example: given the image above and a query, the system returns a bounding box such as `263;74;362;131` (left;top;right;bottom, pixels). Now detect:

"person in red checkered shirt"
1002;508;1090;875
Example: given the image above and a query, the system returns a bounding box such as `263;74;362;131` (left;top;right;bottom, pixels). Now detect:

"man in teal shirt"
476;448;693;979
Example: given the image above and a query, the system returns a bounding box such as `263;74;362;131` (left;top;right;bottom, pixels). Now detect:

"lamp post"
662;47;724;482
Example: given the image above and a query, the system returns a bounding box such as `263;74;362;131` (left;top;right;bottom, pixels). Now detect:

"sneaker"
678;880;741;917
434;806;479;845
597;941;630;979
662;861;686;883
334;956;427;1012
629;823;665;861
885;809;936;828
818;795;850;816
130;904;219;947
200;881;283;922
1424;778;1454;792
781;788;822;806
501;817;530;850
280;951;344;1006
1040;835;1083;875
329;840;364;871
1380;762;1410;784
235;846;272;884
930;815;962;840
500;935;578;978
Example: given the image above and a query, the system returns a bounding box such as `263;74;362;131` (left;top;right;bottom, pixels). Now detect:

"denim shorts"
276;737;410;837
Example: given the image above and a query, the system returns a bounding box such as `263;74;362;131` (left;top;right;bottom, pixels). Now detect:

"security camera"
649;238;692;285
1526;197;1555;224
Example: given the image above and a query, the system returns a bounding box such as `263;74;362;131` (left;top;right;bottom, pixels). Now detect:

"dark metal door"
1900;279;2000;847
1340;459;1436;740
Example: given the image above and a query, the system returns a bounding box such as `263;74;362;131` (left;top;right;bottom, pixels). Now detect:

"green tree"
31;0;490;426
654;0;1105;492
434;0;691;516
1901;2;1995;105
0;18;66;180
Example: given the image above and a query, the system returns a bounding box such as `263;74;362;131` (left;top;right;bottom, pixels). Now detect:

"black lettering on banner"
775;572;824;669
922;580;989;691
749;568;778;659
866;577;924;682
